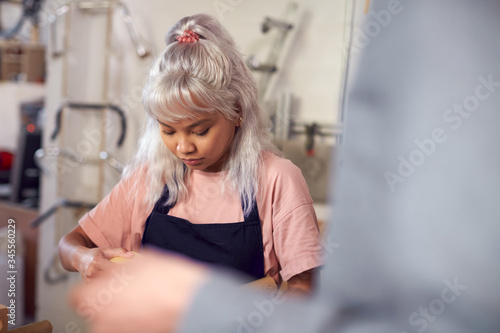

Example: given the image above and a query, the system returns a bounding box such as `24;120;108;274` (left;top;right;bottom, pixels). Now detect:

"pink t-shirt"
79;152;322;284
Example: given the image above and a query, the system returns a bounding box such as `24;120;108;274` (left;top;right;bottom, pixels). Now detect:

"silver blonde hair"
124;14;279;216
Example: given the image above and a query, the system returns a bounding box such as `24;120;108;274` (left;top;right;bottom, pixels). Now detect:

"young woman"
58;14;322;294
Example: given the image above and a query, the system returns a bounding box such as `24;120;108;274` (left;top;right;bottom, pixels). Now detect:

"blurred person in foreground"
71;0;500;332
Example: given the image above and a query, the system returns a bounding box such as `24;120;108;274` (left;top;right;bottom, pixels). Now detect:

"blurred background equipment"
9;98;43;208
0;0;44;39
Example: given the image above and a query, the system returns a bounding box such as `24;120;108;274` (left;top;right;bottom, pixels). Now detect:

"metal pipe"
48;4;70;57
35;147;124;173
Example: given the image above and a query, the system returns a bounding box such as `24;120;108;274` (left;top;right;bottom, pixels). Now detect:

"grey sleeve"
180;272;334;333
179;0;500;332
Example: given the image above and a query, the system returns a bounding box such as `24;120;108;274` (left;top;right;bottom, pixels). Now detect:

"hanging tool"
261;16;294;33
31;199;96;228
304;123;318;156
292;121;343;149
50;102;127;147
49;0;151;58
246;56;277;73
247;2;300;102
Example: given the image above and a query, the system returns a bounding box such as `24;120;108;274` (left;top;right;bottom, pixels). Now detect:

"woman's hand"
58;225;135;282
75;247;135;282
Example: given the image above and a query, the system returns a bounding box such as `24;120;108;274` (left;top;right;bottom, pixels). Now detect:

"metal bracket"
49;0;151;58
34;147;125;174
50;101;127;147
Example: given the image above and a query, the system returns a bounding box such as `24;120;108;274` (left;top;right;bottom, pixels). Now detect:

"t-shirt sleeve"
265;155;323;281
78;168;145;249
274;203;322;281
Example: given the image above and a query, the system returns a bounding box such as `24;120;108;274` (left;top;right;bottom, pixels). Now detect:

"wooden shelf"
0;41;45;82
0;201;39;319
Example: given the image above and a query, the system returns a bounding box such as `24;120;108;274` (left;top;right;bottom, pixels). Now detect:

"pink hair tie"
176;30;200;43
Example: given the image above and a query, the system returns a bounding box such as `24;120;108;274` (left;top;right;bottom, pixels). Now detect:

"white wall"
127;0;345;123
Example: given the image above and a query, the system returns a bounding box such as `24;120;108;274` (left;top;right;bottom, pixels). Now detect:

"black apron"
142;188;265;280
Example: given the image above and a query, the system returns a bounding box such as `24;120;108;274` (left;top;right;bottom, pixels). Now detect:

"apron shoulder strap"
153;185;172;214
